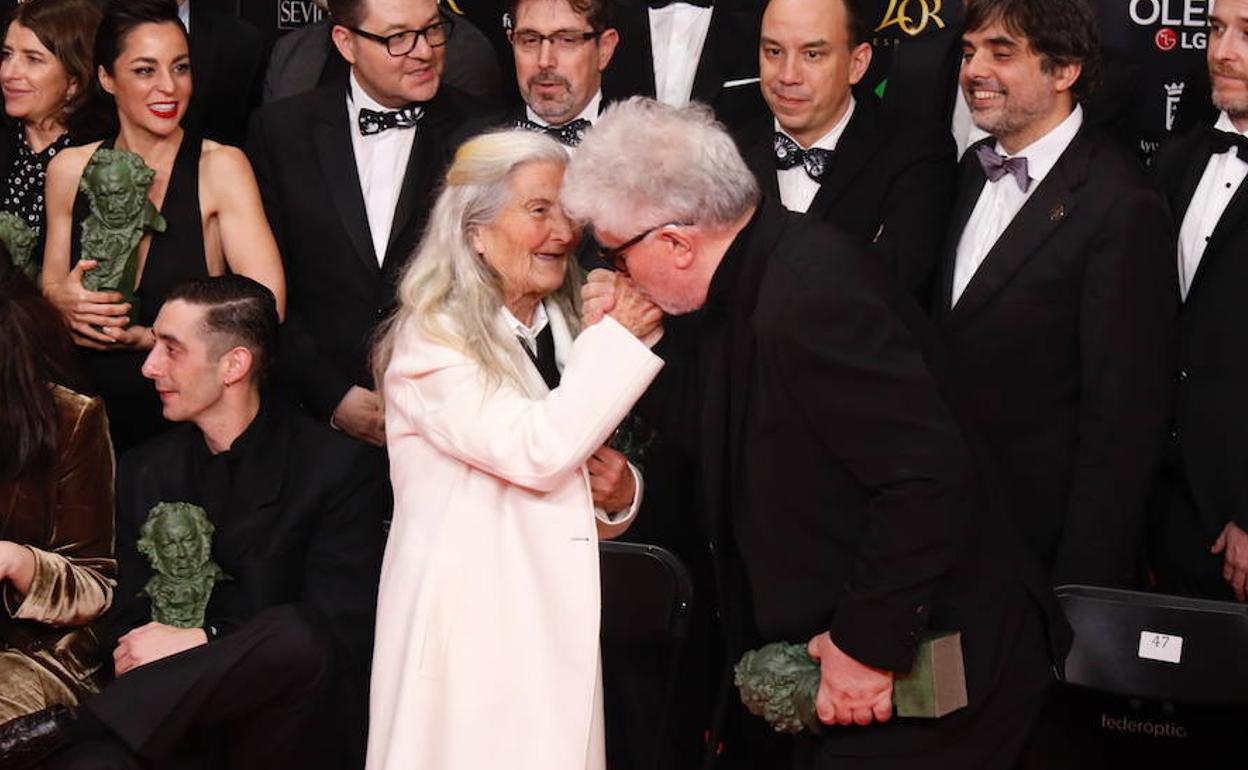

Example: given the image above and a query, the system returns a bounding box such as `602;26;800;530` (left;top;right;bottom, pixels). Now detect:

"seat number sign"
1137;631;1183;664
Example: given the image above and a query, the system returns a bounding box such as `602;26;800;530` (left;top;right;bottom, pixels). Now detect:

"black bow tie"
357;104;424;136
774;133;835;181
515;118;592;147
1209;126;1248;157
973;142;1031;192
648;0;713;8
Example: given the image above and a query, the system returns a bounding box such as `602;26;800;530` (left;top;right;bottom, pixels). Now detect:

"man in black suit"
934;0;1176;588
565;97;1065;769
736;0;955;297
0;276;387;770
178;0;264;147
602;0;767;131
247;0;487;445
1151;0;1248;603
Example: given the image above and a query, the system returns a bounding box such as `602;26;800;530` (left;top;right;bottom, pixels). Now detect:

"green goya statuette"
136;502;228;629
734;632;969;735
78;148;167;319
0;212;38;281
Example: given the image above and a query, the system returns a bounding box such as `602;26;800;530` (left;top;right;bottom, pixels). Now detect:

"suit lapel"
1170;133;1213;222
312;88;378;274
690;6;733;103
806;104;877;220
1186;164;1248;302
741;118;780;204
604;2;657;99
950;131;1090;323
937;155;987;316
383;100;443;272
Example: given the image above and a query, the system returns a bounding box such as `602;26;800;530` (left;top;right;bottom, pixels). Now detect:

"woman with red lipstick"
0;0;103;279
40;0;286;453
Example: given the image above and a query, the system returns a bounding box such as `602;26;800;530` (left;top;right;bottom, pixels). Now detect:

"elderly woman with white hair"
365;130;664;770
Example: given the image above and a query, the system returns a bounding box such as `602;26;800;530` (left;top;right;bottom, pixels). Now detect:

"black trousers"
50;604;333;770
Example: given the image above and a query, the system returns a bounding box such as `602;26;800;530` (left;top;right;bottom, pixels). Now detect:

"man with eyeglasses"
246;0;491;449
502;0;619;148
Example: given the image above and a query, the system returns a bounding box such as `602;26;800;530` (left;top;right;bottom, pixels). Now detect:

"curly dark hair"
964;0;1103;104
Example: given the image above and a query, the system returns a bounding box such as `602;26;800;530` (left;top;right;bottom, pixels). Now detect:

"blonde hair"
373;130;579;392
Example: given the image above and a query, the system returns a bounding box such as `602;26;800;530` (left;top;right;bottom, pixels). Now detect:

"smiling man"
735;0;955;298
1151;0;1248;604
934;0;1176;588
0;276;388;770
246;0;489;449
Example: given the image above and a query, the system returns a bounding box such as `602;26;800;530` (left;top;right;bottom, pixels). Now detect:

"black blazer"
245;84;487;419
602;0;767;130
932;123;1178;588
184;1;264;147
736;98;956;298
1154;127;1248;537
643;200;1063;758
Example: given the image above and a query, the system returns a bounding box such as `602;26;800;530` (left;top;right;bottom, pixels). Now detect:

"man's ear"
1050;61;1082;95
847;41;873;86
331;24;358;66
664;229;696;269
220;346;255;387
597;28;620;71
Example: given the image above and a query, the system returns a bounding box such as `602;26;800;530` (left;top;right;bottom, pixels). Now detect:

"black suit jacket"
602;0;767;131
105;403;388;665
184;1;264;147
932;123;1177;588
643;200;1063;757
245;84;486;419
737;99;956;298
1154;127;1248;537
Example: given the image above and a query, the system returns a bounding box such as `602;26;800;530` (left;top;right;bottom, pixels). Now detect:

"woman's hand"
44;259;131;349
102;323;155;351
0;541;37;597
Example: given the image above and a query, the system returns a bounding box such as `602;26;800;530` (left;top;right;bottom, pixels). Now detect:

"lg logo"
1155;28;1178;50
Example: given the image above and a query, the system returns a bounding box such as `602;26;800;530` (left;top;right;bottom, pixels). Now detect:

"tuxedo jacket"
246;84;488;419
183;1;264;147
602;0;767;131
736;98;956;298
1154;127;1248;537
932;124;1178;588
642;199;1063;758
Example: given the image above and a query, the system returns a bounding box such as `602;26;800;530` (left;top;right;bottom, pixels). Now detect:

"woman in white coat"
366;130;664;770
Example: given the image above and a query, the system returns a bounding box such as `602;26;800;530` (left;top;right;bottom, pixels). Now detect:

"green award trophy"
136;502;228;629
0;212;38;281
734;632;969;734
77;148;167;321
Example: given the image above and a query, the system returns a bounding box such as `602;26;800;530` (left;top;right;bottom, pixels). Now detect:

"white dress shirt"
775;98;855;214
648;3;714;107
347;72;419;265
951;106;1084;306
1177;111;1248;300
501;301;644;520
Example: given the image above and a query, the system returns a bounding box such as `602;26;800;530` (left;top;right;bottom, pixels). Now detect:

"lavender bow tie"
974;143;1031;192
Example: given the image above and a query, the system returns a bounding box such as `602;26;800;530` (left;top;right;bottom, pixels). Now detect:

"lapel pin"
1049;204;1065;222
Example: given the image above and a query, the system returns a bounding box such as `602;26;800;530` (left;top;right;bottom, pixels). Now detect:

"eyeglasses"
598;222;684;271
347;19;455;56
509;29;600;53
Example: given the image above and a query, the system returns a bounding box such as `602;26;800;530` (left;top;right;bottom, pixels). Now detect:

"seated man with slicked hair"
0;276;388;770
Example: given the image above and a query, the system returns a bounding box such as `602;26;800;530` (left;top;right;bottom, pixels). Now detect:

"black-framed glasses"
347;19;455;56
598;222;684;271
509;29;600;53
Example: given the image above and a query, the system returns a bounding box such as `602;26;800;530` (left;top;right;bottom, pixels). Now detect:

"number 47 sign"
1137;631;1184;664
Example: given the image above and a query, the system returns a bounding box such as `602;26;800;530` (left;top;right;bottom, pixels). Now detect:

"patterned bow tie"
974;142;1031;192
1209;126;1248;157
773;132;835;181
357;104;424;136
515;118;592;147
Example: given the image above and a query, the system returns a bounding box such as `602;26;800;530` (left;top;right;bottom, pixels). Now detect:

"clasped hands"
807;631;895;727
44;259;152;350
581;269;662;345
114;621;207;675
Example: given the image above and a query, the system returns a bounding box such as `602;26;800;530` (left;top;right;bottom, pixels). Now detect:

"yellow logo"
875;0;946;37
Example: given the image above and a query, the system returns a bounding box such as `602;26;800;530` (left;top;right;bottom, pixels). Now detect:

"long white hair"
372;130;579;392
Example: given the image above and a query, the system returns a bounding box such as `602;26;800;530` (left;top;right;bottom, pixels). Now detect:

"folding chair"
599;541;694;770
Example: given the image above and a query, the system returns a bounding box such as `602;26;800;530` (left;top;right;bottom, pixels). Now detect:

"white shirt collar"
501;300;550;348
994;104;1083;186
774;96;856;151
178;0;190;32
1214;110;1248;139
526;90;602;129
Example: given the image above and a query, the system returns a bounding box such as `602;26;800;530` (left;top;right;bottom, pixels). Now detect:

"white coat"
365;305;663;770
